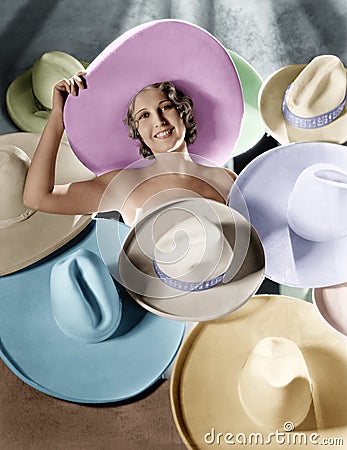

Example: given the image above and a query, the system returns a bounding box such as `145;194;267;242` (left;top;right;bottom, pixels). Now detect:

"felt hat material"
116;197;265;321
6;51;87;134
279;285;312;302
170;295;347;449
238;337;313;430
64;19;244;175
50;249;123;344
228;141;347;287
153;215;233;285
0;132;94;276
313;282;347;338
0;219;185;403
227;50;264;157
259;55;347;145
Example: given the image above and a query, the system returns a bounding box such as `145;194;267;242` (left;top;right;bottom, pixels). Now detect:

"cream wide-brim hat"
117;198;265;322
0;132;94;276
171;295;347;449
259;61;347;145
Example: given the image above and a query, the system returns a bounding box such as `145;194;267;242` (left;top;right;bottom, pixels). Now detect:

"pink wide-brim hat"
64;20;244;175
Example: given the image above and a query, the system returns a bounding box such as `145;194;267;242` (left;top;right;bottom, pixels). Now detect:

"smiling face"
133;88;187;155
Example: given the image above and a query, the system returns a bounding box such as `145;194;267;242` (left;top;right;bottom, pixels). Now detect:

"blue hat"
0;219;185;403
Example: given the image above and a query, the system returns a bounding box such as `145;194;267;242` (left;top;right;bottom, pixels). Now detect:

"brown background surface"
0;359;185;450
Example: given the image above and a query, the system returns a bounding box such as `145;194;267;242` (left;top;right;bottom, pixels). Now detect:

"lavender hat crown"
287;163;347;242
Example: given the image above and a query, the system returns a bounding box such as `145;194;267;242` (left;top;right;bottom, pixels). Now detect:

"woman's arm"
23;73;120;215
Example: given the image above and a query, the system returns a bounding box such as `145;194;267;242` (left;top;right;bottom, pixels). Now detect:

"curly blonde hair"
124;81;197;158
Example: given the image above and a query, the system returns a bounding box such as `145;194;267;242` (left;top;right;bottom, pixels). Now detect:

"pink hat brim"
64;20;243;175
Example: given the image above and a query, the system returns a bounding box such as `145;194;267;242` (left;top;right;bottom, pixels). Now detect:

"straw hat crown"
286;55;346;118
239;337;313;429
259;54;347;144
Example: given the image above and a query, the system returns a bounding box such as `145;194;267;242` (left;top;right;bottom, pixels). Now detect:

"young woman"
23;72;239;226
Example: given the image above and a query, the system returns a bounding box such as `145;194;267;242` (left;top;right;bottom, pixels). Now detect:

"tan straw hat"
117;197;265;322
259;55;347;144
0;132;94;276
171;295;347;449
6;51;87;134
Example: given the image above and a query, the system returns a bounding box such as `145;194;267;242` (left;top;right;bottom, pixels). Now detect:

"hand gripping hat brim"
170;295;347;449
64;20;244;175
0;132;95;276
228;141;347;288
0;220;185;403
6;52;88;134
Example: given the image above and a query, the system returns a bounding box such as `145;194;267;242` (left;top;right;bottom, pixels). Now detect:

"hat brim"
6;62;89;134
0;219;185;403
229;142;347;287
227;50;264;157
279;284;312;302
116;198;265;322
0;132;95;276
6;69;49;134
259;63;347;144
64;20;244;175
171;295;347;449
313;283;347;338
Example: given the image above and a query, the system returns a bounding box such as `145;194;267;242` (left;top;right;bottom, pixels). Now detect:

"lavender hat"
228;142;347;288
64;20;243;175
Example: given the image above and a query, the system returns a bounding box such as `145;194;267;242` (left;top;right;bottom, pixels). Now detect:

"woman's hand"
52;70;87;113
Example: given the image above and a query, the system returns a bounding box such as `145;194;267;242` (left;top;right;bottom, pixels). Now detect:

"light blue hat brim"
0;220;185;403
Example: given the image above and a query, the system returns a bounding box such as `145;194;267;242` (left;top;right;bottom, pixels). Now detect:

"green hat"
227;50;265;157
6;51;87;134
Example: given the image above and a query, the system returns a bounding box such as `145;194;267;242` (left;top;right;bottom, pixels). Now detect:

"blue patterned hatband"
282;84;347;129
153;259;226;292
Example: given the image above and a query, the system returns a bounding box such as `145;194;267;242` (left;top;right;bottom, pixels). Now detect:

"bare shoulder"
222;167;237;181
202;164;237;181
